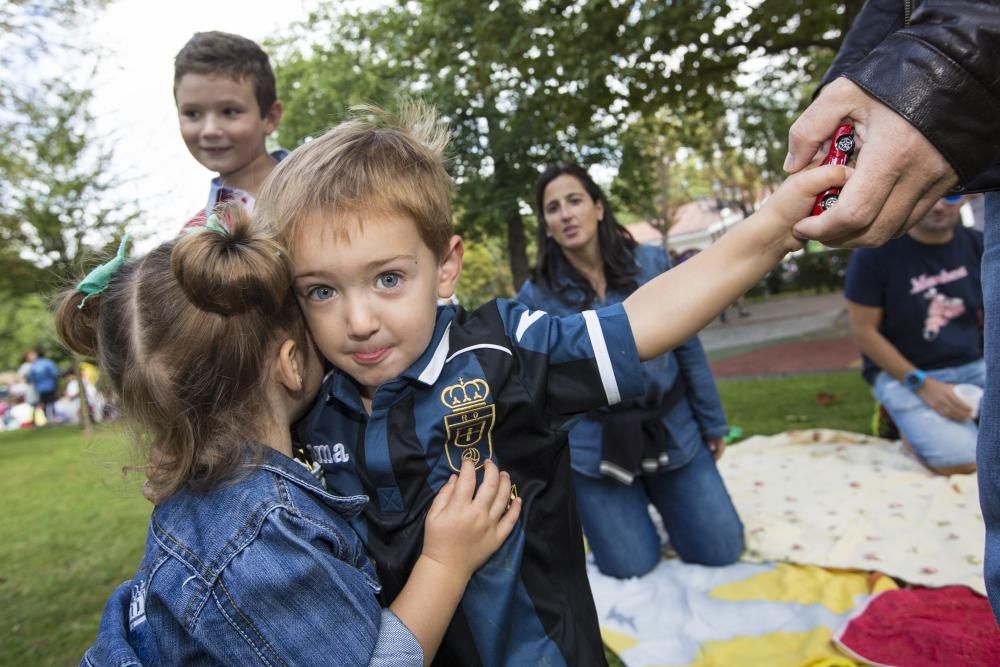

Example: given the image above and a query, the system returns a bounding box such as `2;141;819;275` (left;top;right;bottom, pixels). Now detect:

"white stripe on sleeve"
582;310;621;405
515;309;547;342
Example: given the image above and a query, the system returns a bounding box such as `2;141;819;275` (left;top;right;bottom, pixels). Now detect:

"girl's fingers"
496;497;521;540
453;458;477;503
473;460;500;508
489;471;513;521
427;474;457;518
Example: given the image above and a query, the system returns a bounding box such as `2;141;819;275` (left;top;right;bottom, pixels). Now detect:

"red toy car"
811;123;855;216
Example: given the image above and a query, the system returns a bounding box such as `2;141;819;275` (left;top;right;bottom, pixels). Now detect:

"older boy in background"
173;31;285;227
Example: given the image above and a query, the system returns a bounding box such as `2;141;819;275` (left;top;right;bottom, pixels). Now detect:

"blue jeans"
980;190;1000;623
574;444;745;578
874;359;984;470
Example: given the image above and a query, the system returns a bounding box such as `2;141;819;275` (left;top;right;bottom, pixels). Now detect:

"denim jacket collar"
252;447;367;518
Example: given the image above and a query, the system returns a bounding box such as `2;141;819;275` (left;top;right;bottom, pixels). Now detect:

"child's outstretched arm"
625;164;851;360
390;459;521;666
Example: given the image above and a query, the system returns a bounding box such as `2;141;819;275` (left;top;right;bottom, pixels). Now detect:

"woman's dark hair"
54;206;307;500
531;163;639;308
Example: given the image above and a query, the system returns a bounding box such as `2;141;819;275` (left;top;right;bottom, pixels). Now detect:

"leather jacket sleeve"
821;0;1000;192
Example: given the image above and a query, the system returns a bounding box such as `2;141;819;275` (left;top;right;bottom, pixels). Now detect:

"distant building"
625;199;745;256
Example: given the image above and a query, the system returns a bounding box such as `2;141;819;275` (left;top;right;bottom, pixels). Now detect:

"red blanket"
835;586;1000;666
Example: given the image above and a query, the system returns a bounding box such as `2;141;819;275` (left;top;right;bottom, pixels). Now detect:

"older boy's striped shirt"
298;298;643;667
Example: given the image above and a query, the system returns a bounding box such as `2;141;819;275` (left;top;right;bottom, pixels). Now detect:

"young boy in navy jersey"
256;103;849;666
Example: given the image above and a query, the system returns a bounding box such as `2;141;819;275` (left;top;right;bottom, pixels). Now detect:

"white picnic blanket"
718;429;985;594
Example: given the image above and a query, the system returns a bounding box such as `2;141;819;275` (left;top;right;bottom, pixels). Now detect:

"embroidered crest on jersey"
441;377;495;471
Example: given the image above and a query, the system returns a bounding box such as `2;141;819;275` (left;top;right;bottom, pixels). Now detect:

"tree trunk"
655;146;672;254
506;205;530;291
73;355;93;436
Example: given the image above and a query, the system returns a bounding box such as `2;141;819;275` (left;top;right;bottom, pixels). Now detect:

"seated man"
845;196;983;475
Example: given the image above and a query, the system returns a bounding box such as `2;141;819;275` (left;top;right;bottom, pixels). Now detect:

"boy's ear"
263;100;283;135
437;235;464;300
275;338;303;393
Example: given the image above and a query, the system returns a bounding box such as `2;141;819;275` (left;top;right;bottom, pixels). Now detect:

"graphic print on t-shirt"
922;287;966;341
908;266;970;341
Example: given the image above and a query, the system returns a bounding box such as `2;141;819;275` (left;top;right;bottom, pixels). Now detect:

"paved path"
699;292;847;352
710;337;860;378
694;292;863;378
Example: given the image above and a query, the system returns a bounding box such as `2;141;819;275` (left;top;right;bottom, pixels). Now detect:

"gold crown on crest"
440;377;490;410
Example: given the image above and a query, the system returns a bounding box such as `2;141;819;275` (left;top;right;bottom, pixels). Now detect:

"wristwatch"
904;369;927;392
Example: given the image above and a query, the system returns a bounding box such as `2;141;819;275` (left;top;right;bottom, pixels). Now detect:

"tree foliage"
1;0;136;373
274;0;860;290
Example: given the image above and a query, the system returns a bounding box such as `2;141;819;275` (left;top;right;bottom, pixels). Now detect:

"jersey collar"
323;305;458;411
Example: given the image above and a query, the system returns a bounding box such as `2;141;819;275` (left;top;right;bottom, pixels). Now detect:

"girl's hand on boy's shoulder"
761;164;853;249
422;459;521;579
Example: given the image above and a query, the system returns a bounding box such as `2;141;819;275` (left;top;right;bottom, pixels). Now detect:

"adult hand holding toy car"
785;79;958;248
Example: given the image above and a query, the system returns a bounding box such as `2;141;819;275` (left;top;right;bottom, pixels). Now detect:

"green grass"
718;371;873;439
0;425;149;666
0;371;872;665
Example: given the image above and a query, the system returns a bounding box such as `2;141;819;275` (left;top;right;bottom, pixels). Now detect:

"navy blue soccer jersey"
297;298;643;666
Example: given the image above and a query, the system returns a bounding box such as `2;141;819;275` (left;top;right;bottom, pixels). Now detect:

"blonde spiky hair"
255;100;454;258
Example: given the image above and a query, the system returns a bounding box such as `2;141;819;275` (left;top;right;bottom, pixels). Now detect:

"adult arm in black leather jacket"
784;0;1000;247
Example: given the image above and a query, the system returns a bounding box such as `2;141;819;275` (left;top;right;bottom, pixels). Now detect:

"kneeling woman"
517;164;743;577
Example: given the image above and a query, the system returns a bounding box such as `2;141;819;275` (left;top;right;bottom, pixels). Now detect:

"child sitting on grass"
253;102;850;666
61;208;519;666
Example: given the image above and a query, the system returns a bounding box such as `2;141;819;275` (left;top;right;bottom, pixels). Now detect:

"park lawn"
0;425;149;666
0;371;871;666
717;370;872;439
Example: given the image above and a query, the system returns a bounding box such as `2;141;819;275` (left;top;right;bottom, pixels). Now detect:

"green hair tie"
204;212;229;236
77;235;129;308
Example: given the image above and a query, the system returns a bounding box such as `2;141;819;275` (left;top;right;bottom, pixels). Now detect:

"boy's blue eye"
376;272;402;289
308;286;335;301
224;107;242;117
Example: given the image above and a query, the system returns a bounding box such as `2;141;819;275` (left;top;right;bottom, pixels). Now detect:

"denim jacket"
517;244;728;478
80;447;422;667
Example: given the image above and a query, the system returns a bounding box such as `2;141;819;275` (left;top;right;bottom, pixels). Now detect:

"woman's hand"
706;437;726;461
421;459;521;579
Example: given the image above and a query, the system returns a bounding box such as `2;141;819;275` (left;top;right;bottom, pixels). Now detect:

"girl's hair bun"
54;289;100;358
171;206;291;317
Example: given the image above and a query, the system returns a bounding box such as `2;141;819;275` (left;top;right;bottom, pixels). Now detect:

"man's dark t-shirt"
844;225;984;384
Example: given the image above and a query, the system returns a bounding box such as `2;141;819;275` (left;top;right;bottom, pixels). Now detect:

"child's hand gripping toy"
811;123;855;216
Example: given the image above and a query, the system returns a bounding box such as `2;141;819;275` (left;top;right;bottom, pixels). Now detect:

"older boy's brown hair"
255;102;453;259
174;31;277;117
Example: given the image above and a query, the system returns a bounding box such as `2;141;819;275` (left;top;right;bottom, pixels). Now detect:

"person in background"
57;369;103;425
25;349;58;424
5;389;34;430
781;0;1000;617
16;351;38;408
173;31;286;230
845;196;983;475
517;163;744;577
